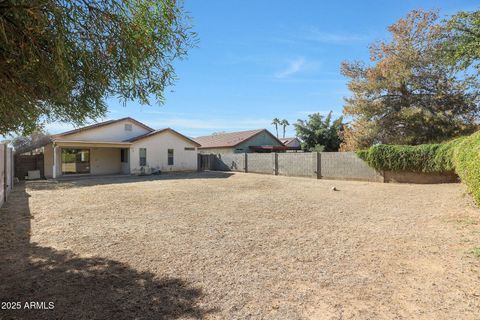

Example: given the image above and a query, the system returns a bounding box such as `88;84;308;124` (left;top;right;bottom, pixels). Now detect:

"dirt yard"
1;171;480;319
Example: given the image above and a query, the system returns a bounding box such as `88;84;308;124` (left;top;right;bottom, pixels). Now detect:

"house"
43;117;200;178
280;137;302;151
195;129;286;154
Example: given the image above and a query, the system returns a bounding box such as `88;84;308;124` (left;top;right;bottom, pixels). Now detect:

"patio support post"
53;145;58;179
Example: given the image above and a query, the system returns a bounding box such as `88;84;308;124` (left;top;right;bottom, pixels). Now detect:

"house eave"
52;139;133;148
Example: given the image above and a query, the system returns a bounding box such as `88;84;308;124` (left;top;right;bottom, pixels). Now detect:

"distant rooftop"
279;137;298;144
194;129;272;149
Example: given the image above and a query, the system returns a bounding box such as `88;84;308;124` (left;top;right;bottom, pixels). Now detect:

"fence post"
317;152;322;179
273;153;278;175
312;152;321;179
244;153;248;173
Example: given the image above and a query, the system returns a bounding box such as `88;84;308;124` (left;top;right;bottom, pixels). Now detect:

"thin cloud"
274;57;306;78
271;27;370;45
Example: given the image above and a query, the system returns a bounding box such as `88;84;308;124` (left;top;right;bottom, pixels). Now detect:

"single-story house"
195;129;287;154
280;137;302;151
43;117;200;178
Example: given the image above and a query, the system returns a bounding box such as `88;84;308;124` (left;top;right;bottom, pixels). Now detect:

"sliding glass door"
61;148;90;174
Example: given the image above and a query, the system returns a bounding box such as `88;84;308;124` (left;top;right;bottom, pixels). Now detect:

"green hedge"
356;137;465;173
357;133;479;204
453;131;480;205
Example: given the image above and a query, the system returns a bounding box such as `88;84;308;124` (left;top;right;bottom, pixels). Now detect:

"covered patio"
44;140;132;179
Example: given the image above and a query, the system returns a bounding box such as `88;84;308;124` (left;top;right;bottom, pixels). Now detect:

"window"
168;149;174;165
184;147;195;151
124;124;132;131
120;149;128;163
139;148;147;166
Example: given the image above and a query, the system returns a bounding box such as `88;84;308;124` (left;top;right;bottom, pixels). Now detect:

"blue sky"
46;0;478;138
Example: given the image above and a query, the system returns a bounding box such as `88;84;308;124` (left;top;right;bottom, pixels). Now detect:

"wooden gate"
197;154;216;171
14;154;44;180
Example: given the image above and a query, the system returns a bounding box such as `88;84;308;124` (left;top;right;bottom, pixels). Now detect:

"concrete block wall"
247;153;275;174
206;151;382;182
277;152;315;177
215;153;246;172
384;170;458;184
320;152;384;182
203;152;458;183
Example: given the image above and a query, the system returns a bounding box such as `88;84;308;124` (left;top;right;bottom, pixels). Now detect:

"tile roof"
194;129;279;149
53;117;154;137
124;128;201;146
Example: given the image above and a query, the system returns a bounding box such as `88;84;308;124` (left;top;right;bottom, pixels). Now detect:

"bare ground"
1;171;480;319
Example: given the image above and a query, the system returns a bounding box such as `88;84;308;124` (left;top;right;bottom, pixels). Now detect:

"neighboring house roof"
280;137;302;149
280;137;297;145
124;128;201;146
52;117;154;138
194;129;283;149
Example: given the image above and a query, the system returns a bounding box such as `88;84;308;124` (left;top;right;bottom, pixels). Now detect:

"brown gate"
14;154;44;180
197;154;216;171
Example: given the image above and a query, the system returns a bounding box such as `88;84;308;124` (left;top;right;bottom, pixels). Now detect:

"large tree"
341;10;480;150
0;0;195;135
443;10;480;74
294;111;344;152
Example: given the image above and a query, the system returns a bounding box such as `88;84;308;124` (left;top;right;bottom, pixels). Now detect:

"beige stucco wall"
130;131;198;173
90;148;122;175
60;119;150;142
121;153;130;174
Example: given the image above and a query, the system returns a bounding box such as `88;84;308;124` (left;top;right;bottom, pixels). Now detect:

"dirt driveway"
1;171;480;319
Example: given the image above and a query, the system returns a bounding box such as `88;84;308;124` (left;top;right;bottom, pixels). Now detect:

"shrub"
356;138;464;173
453;131;480;205
356;133;479;205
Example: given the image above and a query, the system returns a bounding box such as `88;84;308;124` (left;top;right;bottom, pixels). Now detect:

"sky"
45;0;478;138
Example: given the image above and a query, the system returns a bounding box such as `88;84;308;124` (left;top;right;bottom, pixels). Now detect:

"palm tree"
280;119;290;138
272;118;280;138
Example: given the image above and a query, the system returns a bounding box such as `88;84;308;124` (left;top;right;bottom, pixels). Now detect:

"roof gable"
125;128;201;146
53;117;154;138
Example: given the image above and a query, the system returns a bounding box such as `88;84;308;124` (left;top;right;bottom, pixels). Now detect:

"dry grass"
1;171;480;319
